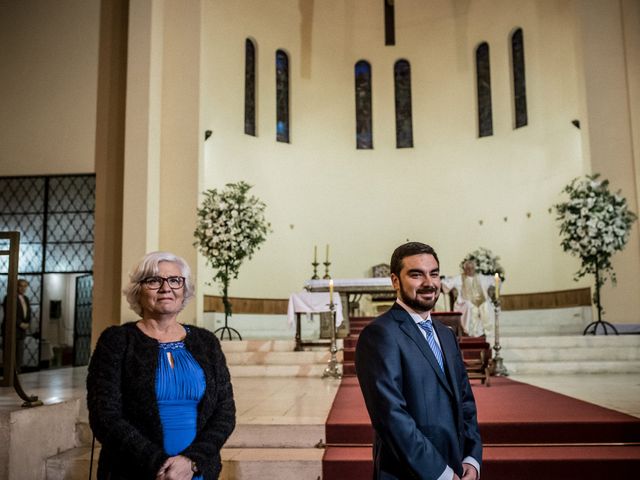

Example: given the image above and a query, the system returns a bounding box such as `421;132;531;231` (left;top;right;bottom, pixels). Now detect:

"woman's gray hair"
123;251;196;316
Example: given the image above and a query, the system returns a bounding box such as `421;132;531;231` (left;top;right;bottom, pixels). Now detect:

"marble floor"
1;367;638;420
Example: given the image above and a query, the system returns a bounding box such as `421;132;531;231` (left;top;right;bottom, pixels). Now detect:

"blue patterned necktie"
418;320;444;372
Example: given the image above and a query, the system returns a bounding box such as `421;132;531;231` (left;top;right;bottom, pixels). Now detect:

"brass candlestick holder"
489;287;508;376
322;298;342;379
311;261;320;280
322;261;331;279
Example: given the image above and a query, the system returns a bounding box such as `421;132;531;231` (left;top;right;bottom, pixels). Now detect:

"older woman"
87;251;235;480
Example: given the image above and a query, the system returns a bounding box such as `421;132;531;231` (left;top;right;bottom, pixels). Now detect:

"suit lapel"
434;320;461;400
391;304;453;395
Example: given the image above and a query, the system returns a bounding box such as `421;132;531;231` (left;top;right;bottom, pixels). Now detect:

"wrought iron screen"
0;174;95;370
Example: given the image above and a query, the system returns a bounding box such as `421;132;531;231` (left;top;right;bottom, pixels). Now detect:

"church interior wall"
199;0;600;303
1;0;638;326
0;0;99;176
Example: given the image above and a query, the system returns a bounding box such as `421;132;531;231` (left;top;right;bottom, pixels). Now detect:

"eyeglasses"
140;276;185;290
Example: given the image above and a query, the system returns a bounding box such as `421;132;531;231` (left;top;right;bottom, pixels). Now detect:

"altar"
304;277;394;317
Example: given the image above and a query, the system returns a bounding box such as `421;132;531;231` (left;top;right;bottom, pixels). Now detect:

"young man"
356;242;482;480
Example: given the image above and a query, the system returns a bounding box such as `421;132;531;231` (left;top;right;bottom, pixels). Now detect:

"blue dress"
156;334;206;480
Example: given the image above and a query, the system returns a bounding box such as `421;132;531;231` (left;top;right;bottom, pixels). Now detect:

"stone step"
229;364;333;377
221;340;297;352
501;335;640;348
46;445;325;480
221;339;343;353
503;345;640;362
225;350;337;365
503;360;640;375
498;307;591;336
46;446;98;480
499;335;640;374
226;424;325;449
220;448;323;480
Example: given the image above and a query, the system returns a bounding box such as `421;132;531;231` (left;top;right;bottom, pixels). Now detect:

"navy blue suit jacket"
355;303;482;479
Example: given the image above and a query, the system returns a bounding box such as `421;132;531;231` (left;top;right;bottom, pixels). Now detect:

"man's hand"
461;463;479;480
19;322;29;331
155;455;193;480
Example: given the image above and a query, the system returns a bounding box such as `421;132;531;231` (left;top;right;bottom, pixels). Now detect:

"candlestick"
322;292;342;379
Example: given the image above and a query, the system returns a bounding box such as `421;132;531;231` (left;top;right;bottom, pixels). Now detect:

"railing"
0;231;42;407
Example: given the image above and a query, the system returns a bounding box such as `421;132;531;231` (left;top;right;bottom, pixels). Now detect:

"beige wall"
2;0;638;324
0;0;99;175
573;0;640;324
200;0;596;299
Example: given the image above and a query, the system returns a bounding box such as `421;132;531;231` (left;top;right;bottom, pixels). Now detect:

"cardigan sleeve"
86;326;169;477
181;329;236;479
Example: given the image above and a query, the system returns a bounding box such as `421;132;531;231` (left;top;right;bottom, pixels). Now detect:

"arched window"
275;49;290;143
244;38;257;136
511;28;527;128
355;60;373;149
384;0;395;46
475;42;493;137
394;59;413;148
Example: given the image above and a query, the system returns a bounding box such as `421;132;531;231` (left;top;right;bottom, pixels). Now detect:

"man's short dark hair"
390;242;440;276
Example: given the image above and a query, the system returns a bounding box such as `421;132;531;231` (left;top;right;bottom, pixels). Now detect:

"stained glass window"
275;49;290;143
476;42;493;137
394;59;413;148
384;0;395;46
511;28;528;128
245;38;257;136
355;60;373;149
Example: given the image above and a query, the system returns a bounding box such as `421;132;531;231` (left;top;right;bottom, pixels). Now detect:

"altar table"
288;291;343;351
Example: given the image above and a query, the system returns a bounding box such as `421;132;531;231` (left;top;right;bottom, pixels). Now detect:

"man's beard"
399;280;440;313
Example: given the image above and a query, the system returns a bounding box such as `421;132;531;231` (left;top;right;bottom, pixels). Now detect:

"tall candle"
494;273;501;300
314;245;317;263
329;279;334;299
326;244;330;263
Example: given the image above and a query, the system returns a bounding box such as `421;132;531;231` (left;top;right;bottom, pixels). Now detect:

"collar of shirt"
396;298;442;348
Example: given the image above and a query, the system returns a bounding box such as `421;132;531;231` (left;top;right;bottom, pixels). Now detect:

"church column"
574;0;640;324
120;0;203;324
92;0;129;346
120;0;165;322
156;0;203;324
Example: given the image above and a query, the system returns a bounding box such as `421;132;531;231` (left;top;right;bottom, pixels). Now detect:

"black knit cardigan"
86;322;236;480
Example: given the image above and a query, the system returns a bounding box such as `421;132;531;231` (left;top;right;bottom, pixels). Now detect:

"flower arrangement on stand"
194;181;271;340
554;174;637;335
460;247;505;281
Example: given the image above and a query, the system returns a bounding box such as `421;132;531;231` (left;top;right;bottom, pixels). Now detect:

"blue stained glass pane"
276;49;290;143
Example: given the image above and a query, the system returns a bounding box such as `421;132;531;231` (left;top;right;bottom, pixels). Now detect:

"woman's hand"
155;455;194;480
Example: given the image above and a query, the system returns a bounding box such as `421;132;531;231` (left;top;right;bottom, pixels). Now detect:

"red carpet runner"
323;374;640;479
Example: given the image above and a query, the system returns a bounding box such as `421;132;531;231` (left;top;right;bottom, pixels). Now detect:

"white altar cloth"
304;277;393;292
287;291;344;327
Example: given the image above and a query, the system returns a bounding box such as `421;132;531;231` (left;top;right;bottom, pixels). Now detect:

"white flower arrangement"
554;174;636;286
194;182;271;318
460;247;505;280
